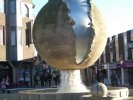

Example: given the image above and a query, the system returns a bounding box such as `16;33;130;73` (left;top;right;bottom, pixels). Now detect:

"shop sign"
122;60;133;68
116;64;122;68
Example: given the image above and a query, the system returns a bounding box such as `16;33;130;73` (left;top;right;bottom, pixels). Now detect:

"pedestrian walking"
34;75;38;86
104;76;110;86
5;76;10;89
47;72;52;86
110;71;118;86
52;70;60;86
40;75;44;87
1;78;6;93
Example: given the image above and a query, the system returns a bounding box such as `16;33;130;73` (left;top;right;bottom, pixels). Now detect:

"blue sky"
33;0;133;37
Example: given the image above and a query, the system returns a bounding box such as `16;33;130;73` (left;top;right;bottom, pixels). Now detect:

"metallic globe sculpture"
33;0;107;92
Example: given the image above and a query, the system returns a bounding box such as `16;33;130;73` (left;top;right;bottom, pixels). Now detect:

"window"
22;4;29;17
26;29;31;46
131;30;133;41
0;0;4;13
0;26;4;45
11;31;16;46
10;1;15;14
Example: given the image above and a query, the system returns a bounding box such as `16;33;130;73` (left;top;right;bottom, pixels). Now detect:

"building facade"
97;30;133;85
0;0;36;87
86;29;133;86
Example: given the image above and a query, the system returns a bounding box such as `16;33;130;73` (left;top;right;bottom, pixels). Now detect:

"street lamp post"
119;59;124;86
120;60;123;65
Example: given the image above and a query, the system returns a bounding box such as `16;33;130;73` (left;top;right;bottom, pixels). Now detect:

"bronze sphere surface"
33;0;107;70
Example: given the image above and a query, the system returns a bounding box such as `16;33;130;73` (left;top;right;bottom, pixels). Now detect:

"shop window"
124;69;129;85
10;1;16;14
25;29;31;46
127;56;132;60
0;0;4;13
0;26;4;45
112;59;116;62
11;31;16;46
22;4;29;17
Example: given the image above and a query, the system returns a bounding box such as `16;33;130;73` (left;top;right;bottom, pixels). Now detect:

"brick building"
92;30;133;86
0;0;36;87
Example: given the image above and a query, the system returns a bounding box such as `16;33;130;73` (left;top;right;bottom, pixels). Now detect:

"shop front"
17;62;34;87
109;63;122;85
122;60;133;86
0;62;12;82
85;66;97;84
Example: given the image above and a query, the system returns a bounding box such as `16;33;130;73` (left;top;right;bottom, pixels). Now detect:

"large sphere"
33;0;107;70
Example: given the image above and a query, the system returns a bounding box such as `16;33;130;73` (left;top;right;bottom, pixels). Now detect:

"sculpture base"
58;70;89;92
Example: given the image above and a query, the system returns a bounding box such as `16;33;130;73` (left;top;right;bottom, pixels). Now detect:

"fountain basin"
107;87;129;98
18;88;90;100
129;89;133;96
126;96;133;100
81;95;124;100
18;87;132;100
81;87;130;100
81;95;133;100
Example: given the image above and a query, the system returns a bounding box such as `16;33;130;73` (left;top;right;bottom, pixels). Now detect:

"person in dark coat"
40;75;44;87
47;72;52;86
110;71;118;86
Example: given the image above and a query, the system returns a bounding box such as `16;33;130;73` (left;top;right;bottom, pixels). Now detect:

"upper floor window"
0;0;4;13
130;30;133;41
10;1;16;14
22;4;29;17
25;29;31;47
11;31;16;46
0;26;4;45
